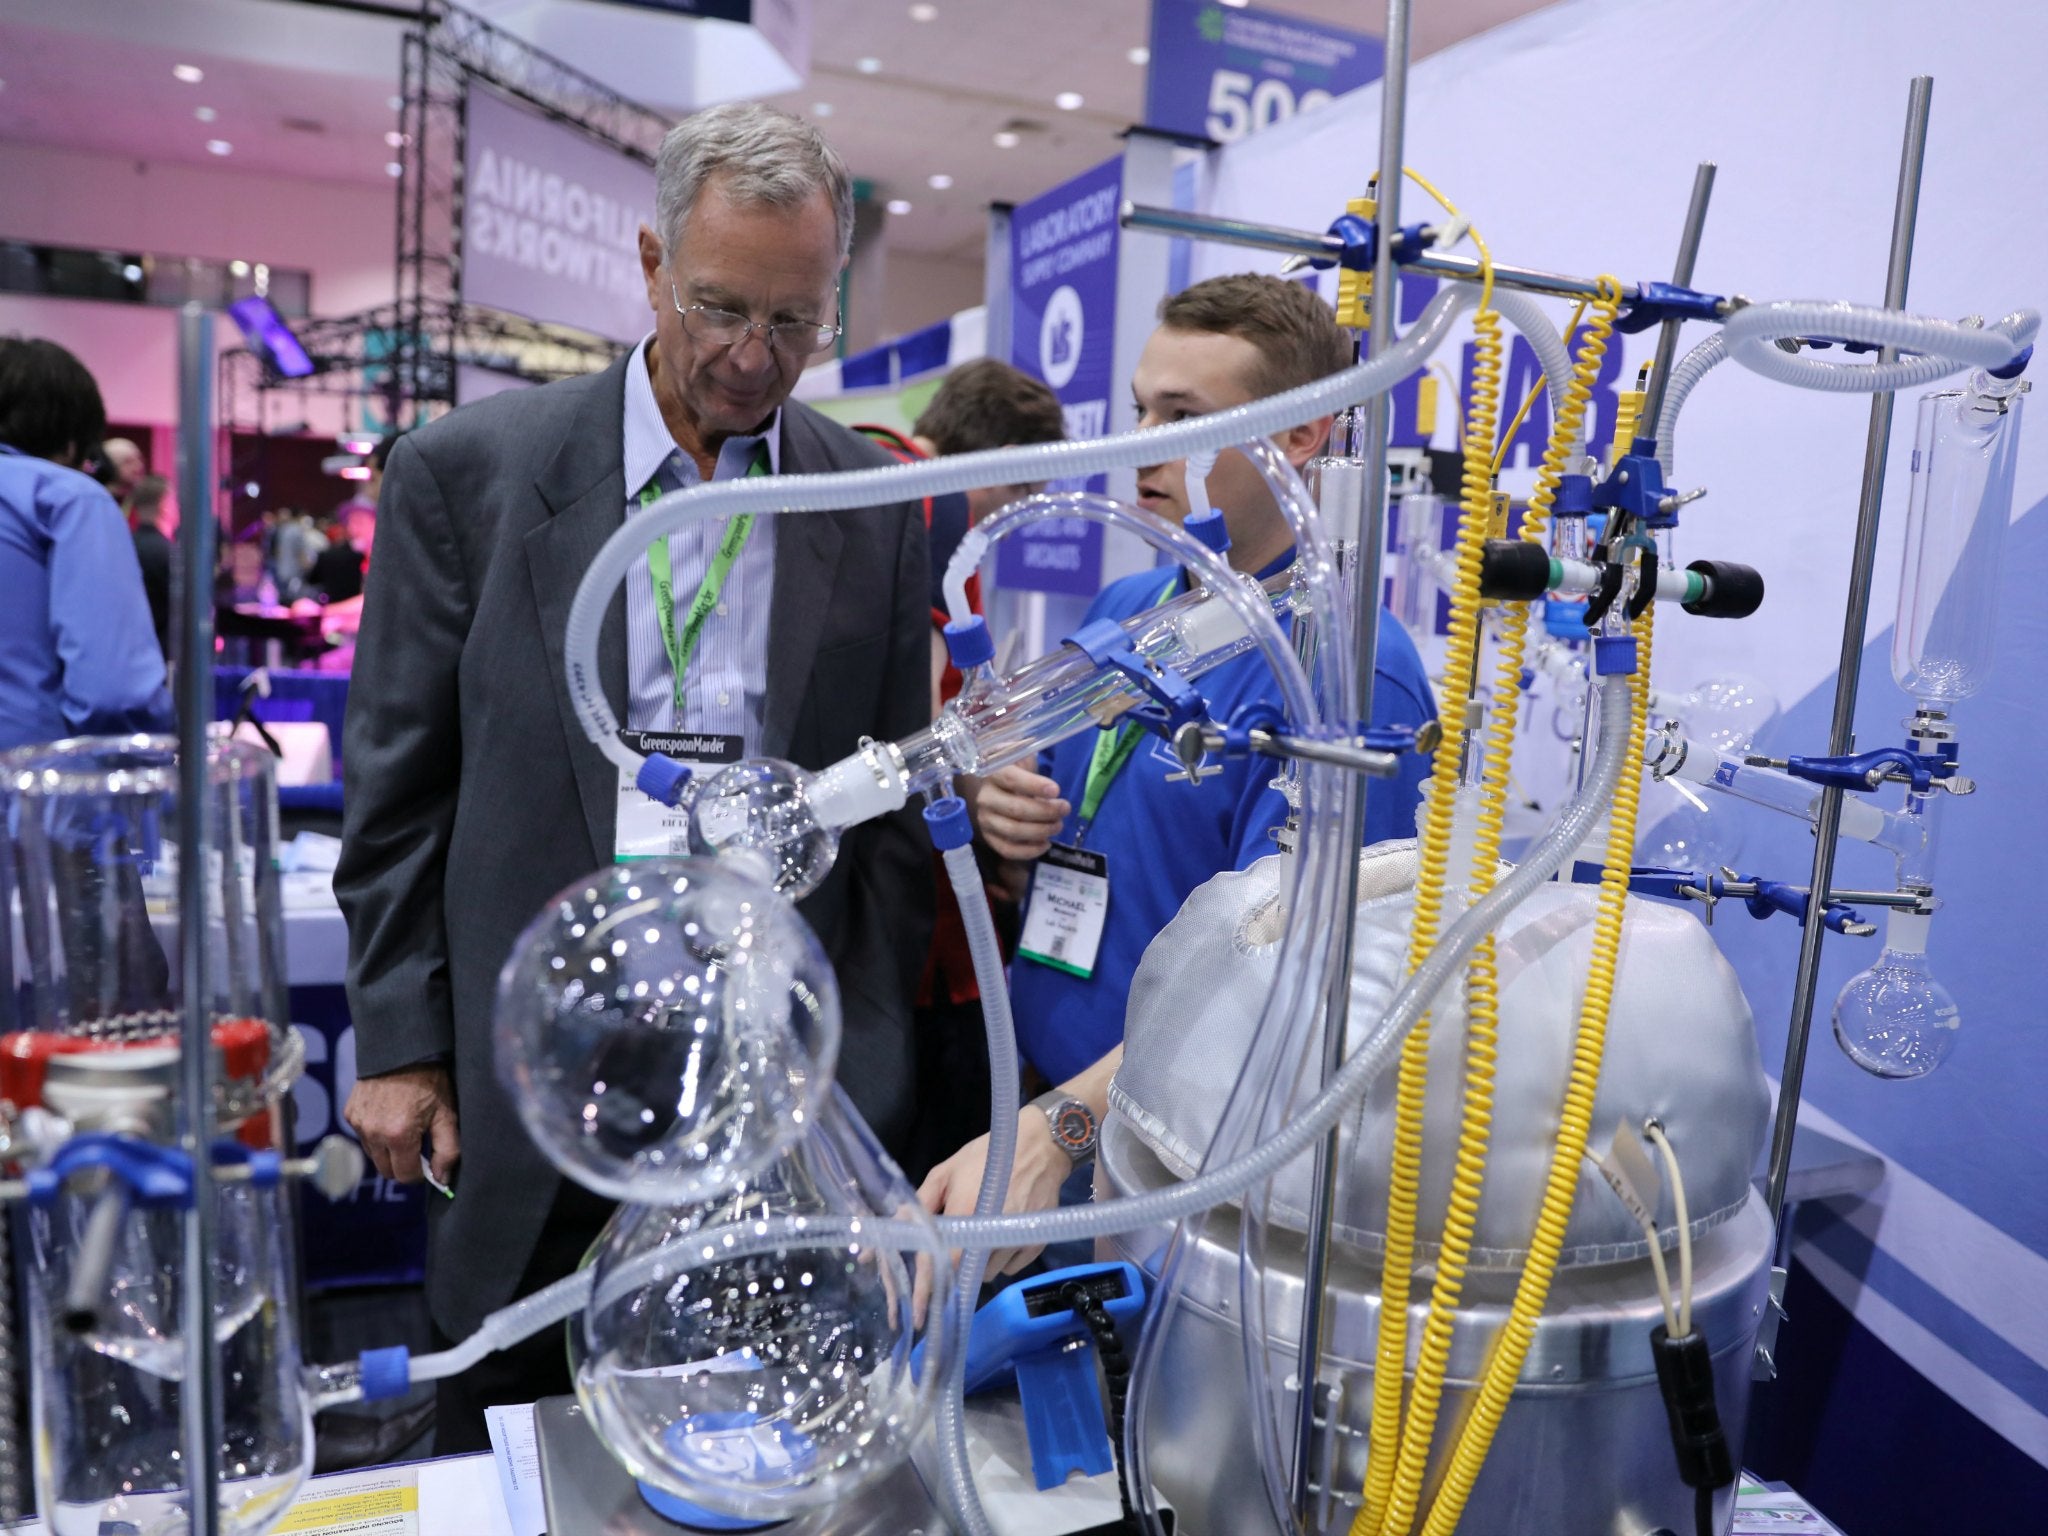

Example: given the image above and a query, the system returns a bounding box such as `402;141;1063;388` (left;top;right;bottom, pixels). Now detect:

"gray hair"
654;102;855;263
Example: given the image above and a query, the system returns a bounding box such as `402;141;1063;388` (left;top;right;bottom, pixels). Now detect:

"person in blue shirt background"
0;337;172;754
925;275;1436;1278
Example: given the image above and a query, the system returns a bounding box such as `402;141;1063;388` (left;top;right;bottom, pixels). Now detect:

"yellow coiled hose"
1416;598;1657;1536
1373;283;1624;1536
1354;195;1502;1536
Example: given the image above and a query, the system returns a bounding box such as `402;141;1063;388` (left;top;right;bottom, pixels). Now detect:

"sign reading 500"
1146;0;1383;146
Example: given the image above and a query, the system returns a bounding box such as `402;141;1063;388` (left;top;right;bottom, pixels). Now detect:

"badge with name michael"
1017;842;1110;979
615;729;742;861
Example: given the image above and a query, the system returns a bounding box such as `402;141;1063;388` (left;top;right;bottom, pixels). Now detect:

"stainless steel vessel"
1103;1134;1773;1536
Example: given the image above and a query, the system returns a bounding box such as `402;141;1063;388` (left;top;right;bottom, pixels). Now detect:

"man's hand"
344;1064;460;1186
912;1107;1073;1325
960;765;1068;863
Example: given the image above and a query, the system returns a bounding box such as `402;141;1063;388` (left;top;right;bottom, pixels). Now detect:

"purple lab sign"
1000;157;1121;596
462;84;658;345
1145;0;1382;145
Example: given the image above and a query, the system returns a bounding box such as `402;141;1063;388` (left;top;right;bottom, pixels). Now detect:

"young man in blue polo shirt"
926;274;1436;1274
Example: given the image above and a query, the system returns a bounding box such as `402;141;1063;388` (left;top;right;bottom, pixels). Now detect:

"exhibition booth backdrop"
1188;0;2048;1529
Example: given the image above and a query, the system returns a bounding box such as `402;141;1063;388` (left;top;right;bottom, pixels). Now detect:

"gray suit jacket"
336;357;934;1338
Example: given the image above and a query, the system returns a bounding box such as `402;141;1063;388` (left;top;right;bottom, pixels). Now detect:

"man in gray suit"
335;103;933;1450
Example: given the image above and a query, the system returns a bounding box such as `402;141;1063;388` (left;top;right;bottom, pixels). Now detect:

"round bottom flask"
571;1089;951;1524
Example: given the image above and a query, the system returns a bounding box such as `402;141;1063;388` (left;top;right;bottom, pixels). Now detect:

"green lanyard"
640;447;767;721
1076;574;1182;843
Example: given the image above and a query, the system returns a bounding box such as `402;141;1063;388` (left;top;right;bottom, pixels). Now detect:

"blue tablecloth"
214;667;349;776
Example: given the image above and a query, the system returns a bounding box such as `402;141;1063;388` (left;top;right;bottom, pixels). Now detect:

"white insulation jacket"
1106;840;1771;1269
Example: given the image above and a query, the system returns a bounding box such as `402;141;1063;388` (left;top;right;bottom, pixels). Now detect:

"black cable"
1695;1481;1714;1536
1064;1281;1139;1534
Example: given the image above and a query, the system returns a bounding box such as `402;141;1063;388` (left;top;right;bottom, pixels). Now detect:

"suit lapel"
762;408;845;760
528;358;632;866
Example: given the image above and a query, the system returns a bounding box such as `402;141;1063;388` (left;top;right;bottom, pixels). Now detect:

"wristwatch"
1034;1092;1099;1166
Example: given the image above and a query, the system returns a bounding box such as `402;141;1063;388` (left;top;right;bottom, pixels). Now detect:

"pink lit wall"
0;140;395;434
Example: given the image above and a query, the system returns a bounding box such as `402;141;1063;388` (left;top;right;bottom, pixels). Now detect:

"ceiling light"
122;264;144;283
886;199;912;215
927;173;952;190
993;130;1020;149
909;2;937;18
173;64;205;84
1054;91;1084;111
194;105;217;122
1127;46;1150;65
389;94;404;111
812;101;834;117
230;259;250;278
206;139;232;156
386;162;404;178
856;57;882;74
384;129;406;148
1220;0;1250;6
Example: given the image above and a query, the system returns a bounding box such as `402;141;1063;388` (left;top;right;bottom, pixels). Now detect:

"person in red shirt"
854;357;1064;1178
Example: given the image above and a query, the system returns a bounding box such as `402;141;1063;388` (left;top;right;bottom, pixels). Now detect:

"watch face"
1048;1100;1096;1153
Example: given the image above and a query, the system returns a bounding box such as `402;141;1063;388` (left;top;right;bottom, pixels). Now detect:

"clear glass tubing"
1645;725;1922;861
528;678;1643;1323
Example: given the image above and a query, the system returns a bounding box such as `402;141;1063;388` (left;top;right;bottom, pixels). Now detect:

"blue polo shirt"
1009;556;1436;1086
0;445;172;753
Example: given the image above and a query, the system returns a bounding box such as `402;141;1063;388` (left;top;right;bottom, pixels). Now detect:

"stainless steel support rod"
1290;0;1412;1519
1763;76;1933;1234
1637;163;1718;444
1120;201;1746;314
175;301;225;1536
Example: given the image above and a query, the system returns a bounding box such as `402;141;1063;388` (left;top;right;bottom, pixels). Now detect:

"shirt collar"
622;333;782;498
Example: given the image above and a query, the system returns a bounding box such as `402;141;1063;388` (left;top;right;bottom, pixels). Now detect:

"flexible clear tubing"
1135;436;1357;1535
561;286;1478;781
934;839;1021;1536
1721;302;2037;395
1655;332;1727;481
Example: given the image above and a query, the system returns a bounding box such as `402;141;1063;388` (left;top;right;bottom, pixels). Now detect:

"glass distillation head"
493;857;841;1203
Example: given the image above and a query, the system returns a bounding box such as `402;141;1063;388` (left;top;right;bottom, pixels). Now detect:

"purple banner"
1145;0;1382;145
999;157;1121;596
462;84;658;345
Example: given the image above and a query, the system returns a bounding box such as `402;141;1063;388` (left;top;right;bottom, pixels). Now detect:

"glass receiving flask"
1891;369;2027;706
572;1088;952;1525
493;856;843;1205
2;736;310;1536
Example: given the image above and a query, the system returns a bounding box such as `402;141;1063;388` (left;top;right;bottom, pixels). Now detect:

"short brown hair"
913;358;1066;457
1156;273;1353;399
131;474;170;514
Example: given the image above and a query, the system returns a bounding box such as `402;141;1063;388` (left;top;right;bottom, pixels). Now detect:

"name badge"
1017;842;1110;979
615;730;742;862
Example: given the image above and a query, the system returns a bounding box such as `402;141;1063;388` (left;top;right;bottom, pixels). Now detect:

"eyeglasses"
670;281;842;357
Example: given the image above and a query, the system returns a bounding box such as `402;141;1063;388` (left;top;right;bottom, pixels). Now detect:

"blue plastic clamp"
1314;212;1375;272
357;1345;412;1403
1591;438;1682;531
1612;281;1729;335
922;795;973;852
1593;635;1638;676
1557;473;1595;518
1184;507;1232;555
943;614;995;669
1361;723;1425;753
1211;700;1288;760
1064;619;1207;736
635;752;694;808
27;1134;194;1210
1781;745;1952;794
1543;598;1591;641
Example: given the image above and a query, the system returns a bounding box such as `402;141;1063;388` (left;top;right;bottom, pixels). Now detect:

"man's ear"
639;225;665;311
1283;414;1336;468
